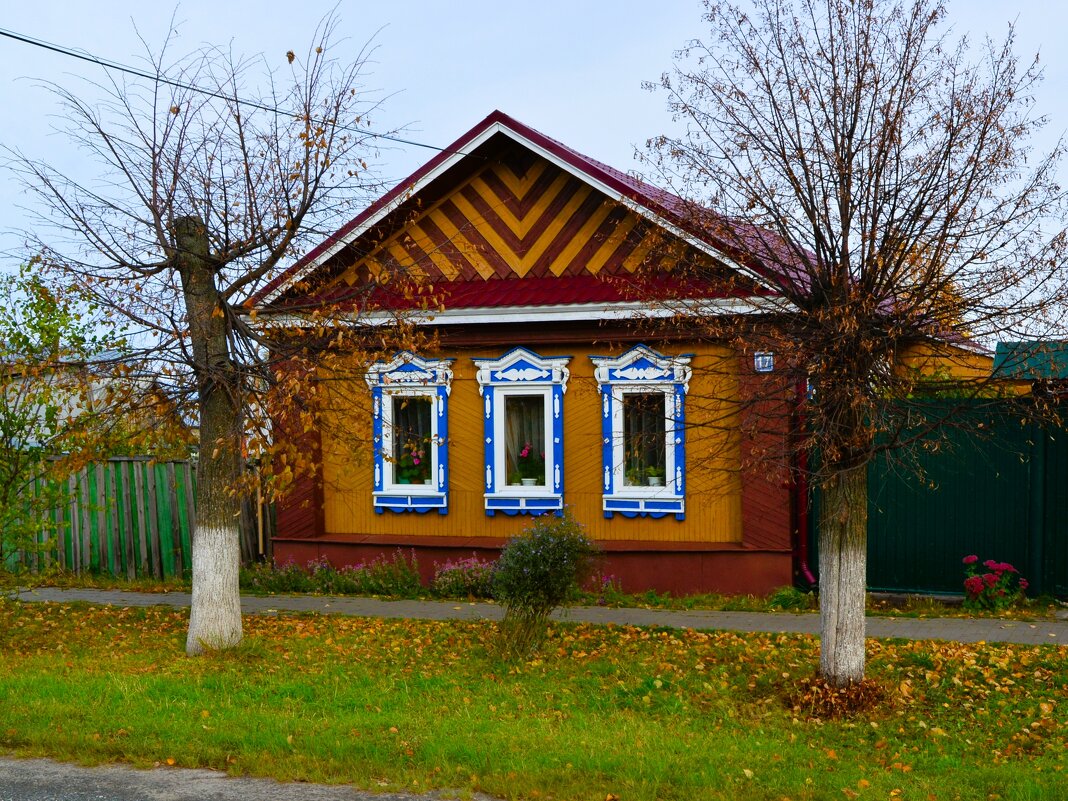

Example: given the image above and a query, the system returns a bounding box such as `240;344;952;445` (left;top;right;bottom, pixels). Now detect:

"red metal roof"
279;272;761;313
254;110;806;308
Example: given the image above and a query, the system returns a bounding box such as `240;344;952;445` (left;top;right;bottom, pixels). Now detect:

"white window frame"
591;345;692;520
380;390;439;492
365;352;453;514
611;387;678;496
491;386;556;495
474;347;570;516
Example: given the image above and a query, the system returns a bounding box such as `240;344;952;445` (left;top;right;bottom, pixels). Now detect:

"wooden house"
254;111;803;595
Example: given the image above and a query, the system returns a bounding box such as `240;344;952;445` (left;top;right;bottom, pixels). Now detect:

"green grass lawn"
0;600;1066;800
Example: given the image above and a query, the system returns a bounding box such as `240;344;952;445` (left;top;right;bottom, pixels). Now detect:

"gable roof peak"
254;111;789;307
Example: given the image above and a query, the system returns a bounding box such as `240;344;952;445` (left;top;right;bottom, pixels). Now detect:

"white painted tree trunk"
817;464;868;686
186;521;243;654
175;215;245;656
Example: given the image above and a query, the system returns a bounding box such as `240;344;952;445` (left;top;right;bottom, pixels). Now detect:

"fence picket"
146;463;162;578
78;469;91;573
183;461;196;571
166;463;182;575
10;458;270;580
67;474;79;572
120;462;135;580
133;461;148;576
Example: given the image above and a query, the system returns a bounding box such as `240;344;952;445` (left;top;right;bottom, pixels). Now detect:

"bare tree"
11;16;393;654
648;0;1067;685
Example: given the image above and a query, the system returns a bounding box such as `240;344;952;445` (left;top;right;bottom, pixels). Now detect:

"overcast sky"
0;1;1064;273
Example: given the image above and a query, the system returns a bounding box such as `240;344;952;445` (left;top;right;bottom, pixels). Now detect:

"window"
591;345;692;519
473;348;570;516
622;393;666;487
387;395;433;486
365;352;453;514
504;395;546;486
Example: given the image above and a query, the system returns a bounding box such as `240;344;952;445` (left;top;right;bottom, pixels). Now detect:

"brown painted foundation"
273;534;792;596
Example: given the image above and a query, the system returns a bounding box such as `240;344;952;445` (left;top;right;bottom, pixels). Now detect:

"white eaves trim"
258;121;782;307
258;296;787;329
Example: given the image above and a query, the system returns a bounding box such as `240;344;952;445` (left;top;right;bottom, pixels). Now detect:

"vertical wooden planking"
55;475;67;570
92;463;106;572
38;477;51;571
133;460;148;576
121;461;135;580
30;476;41;572
166;462;183;576
13;458;198;578
146;461;162;578
79;468;92;573
68;474;79;572
106;463;121;576
182;461;196;575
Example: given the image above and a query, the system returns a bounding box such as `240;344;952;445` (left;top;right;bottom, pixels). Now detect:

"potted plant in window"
645;465;665;486
396;441;430;485
516;442;544;486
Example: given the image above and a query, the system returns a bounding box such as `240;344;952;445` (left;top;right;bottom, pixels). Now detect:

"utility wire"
0;25;474;157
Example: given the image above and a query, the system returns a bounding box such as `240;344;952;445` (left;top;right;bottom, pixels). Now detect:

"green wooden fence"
14;458;196;579
811;403;1068;597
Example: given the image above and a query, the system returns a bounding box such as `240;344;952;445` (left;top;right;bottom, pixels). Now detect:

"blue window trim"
473;347;571;517
365;352;454;514
590;345;692;521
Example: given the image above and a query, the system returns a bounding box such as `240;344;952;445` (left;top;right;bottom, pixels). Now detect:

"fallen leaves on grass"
782;676;887;720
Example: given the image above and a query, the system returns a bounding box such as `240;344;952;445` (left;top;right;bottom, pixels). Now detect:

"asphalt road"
0;758;488;801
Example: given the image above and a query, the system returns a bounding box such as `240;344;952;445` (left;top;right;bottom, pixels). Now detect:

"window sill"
603;494;685;520
374;490;448;515
485;492;563;516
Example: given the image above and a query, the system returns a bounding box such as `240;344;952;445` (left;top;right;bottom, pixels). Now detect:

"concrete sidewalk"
11;586;1068;646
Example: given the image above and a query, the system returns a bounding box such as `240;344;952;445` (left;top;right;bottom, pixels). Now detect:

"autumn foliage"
1;600;1066;799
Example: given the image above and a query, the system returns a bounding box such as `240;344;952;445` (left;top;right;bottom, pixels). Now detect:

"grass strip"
1;600;1067;799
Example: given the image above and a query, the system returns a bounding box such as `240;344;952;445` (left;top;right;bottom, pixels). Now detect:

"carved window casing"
473;348;570;516
591;345;692;520
365;353;453;514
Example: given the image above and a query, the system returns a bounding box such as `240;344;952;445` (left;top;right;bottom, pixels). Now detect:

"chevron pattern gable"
335;148;691;289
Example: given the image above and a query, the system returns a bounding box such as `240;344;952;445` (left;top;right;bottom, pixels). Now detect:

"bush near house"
240;551;421;598
493;510;599;657
430;555;496;599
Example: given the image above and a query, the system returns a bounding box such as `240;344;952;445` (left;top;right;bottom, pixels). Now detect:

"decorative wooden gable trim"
254;111;801;311
328;144;697;293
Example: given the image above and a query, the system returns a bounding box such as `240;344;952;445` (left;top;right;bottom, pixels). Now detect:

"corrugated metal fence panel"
1040;422;1068;597
811;402;1068;597
865;410;1034;594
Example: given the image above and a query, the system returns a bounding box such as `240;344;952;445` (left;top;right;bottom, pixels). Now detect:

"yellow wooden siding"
320;344;742;544
897;342;994;380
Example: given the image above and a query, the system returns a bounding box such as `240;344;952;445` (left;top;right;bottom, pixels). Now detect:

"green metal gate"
811;404;1068;597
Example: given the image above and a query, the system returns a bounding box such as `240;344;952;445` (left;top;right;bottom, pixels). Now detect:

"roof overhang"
256;112;782;308
254;295;787;329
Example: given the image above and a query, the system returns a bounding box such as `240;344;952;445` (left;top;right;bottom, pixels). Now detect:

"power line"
0;25;473;157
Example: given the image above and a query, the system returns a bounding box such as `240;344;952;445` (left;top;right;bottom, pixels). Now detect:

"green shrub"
492;510;599;658
356;551;422;597
767;585;815;611
241;560;314;593
431;555;496;599
961;555;1028;612
239;551;422;598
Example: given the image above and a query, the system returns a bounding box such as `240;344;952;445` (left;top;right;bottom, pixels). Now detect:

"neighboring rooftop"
992;341;1068;380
